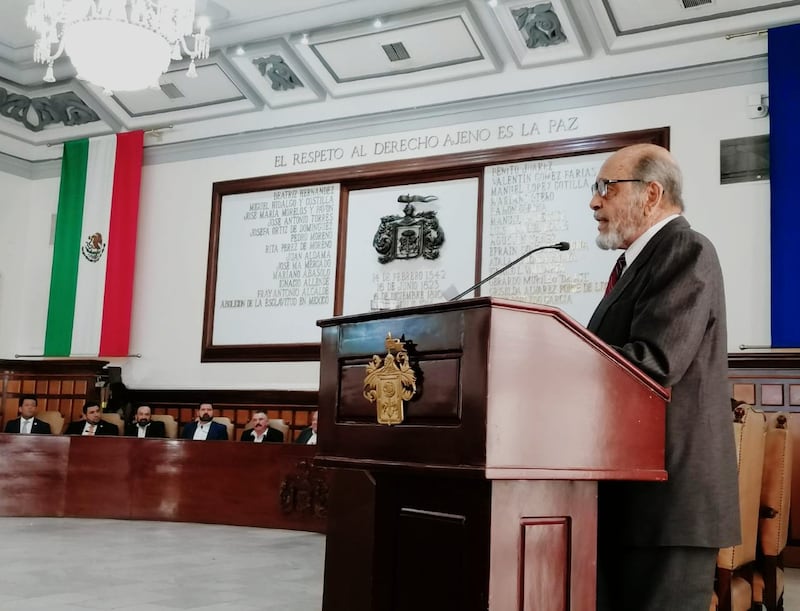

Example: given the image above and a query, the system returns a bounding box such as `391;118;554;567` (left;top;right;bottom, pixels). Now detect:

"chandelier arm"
50;38;67;63
178;34;210;60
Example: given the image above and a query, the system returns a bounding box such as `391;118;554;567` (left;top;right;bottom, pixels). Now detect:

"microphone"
448;241;570;302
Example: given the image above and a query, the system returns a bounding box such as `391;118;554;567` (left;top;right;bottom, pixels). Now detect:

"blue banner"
768;25;800;347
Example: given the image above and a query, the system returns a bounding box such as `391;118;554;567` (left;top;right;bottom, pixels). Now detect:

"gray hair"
633;150;684;211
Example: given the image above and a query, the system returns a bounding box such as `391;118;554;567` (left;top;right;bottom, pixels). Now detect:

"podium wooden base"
322;471;597;611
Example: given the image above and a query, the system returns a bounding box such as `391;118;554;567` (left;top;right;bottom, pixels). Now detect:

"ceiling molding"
140;56;767;166
0;54;768;179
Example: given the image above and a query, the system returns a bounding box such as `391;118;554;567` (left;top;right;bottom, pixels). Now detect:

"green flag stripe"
44;139;89;356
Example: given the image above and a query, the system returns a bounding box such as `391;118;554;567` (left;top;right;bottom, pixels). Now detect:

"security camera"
746;94;769;119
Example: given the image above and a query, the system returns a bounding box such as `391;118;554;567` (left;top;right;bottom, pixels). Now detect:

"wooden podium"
316;298;668;611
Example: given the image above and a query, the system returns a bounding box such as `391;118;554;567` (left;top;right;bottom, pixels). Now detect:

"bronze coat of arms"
363;334;417;425
372;195;445;264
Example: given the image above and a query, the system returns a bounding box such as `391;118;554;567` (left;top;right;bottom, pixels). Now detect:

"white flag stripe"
70;135;117;356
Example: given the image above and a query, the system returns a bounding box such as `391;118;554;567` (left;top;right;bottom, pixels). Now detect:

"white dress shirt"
305;432;317;445
622;214;680;273
193;422;211;440
82;422;97;436
20;417;34;434
137;423;150;438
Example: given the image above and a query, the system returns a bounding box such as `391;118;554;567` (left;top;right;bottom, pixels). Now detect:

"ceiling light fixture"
373;17;384;29
300;32;310;45
487;0;498;7
25;0;211;93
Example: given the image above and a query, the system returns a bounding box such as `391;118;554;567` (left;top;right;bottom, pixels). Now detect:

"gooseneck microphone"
448;241;570;302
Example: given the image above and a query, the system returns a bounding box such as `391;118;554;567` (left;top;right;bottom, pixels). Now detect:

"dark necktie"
604;253;627;296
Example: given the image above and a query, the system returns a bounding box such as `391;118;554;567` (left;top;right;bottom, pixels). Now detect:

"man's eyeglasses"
591;178;645;198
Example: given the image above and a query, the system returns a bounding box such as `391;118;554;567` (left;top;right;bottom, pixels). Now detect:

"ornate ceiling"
0;0;796;164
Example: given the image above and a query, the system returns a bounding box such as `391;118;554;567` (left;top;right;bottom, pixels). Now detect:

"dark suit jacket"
587;216;739;548
124;420;167;438
64;419;119;436
241;427;284;443
4;418;51;434
294;427;315;444
182;421;228;440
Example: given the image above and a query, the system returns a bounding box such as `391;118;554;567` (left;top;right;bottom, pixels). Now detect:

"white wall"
0;81;771;389
0;171;36;357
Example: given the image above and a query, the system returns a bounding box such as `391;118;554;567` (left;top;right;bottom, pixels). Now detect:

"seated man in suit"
241;411;283;443
65;401;119;436
124;405;166;439
4;394;51;435
182;402;228;441
295;410;317;445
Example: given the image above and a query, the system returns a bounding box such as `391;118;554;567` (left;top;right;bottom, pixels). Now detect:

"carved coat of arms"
372;195;445;264
81;232;106;263
363;334;417;426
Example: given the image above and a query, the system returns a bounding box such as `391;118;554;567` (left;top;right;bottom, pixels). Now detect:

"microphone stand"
449;242;570;301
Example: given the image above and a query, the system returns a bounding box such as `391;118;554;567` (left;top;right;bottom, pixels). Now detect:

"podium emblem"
363;333;417;425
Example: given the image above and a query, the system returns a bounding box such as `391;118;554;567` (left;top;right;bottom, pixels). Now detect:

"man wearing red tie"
588;143;739;611
65;401;119;436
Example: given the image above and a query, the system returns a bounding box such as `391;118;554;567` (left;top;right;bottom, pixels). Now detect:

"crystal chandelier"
26;0;211;93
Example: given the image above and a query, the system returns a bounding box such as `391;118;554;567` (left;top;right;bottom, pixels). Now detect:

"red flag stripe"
98;131;144;356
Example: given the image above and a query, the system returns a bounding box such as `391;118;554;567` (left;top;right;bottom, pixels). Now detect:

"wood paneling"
0;435;69;517
0;360;106;430
0;434;328;532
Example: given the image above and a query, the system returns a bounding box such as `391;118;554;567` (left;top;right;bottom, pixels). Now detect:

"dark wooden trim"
0;359;108;374
202;127;670;363
201;343;320;362
728;352;800;370
128;388;318;406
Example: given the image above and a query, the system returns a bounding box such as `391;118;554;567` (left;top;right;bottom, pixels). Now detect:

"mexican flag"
44;131;144;357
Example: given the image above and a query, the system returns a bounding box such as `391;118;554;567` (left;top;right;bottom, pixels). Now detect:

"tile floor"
0;517;796;610
0;518;325;610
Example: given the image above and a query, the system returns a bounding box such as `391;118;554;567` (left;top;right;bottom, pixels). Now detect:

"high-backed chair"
752;412;792;611
150;414;178;439
715;404;767;611
212;416;233;440
269;418;289;441
101;413;124;436
36;410;65;435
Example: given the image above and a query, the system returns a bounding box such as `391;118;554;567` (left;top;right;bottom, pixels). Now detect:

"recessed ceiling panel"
605;0;800;34
311;16;482;82
111;64;246;117
292;4;499;98
589;0;800;53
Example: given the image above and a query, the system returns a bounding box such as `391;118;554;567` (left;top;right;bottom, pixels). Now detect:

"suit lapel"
588;217;688;332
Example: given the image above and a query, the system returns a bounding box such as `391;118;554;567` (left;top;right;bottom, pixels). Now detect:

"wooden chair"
150;414;178;439
36;410;65;435
212;416;233;440
752;412;792;611
715;404;767;611
101;413;124;436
